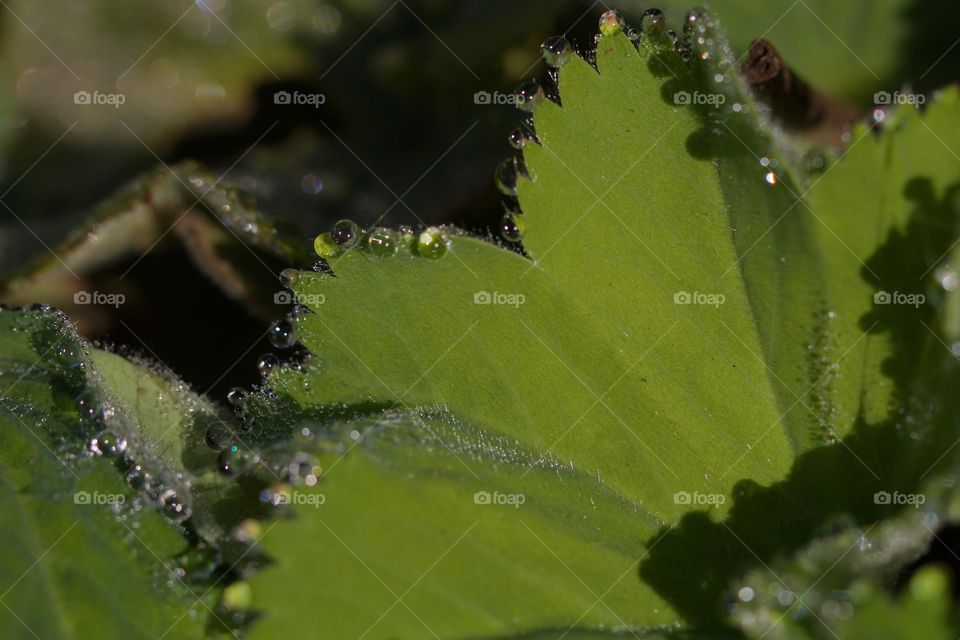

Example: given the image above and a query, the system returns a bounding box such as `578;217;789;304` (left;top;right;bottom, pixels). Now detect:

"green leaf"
234;14;960;639
0;308;215;639
221;16;958;638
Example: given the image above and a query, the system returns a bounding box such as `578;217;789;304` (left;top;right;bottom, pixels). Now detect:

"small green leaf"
0;309;215;639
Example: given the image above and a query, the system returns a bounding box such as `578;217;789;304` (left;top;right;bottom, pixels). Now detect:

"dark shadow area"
896;524;960;597
95;246;278;400
898;0;960;97
640;178;960;627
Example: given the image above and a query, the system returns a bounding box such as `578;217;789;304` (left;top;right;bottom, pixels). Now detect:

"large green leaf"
229;14;960;639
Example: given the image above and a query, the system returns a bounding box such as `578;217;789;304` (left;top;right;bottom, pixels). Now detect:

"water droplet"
516;156;536;182
284;453;322;486
495;157;519;196
218;443;244;476
541;36;571;67
416;227;450;260
205;421;233;450
627;27;641;42
279;268;299;287
159;489;192;524
54;345;80;369
301;173;324;194
76;390;98;421
366;228;399;257
226;387;248;407
313;232;339;258
331;219;360;249
257;353;280;377
89;430;126;457
599;10;623;36
508;128;526;150
124;463;151;491
515;82;544;113
641;8;665;32
268;320;296;349
764;171;777;185
500;213;524;243
935;264;958;291
684;9;707;36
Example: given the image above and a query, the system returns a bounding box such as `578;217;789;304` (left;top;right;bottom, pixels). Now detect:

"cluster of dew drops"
495;7;815;203
313;219;453;260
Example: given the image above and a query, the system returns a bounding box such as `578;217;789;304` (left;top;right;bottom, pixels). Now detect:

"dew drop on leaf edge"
500;213;524;243
515;81;544;113
226;387;248;407
268;320;296;349
331;219;360;249
257;353;280;377
278;268;299;287
313;232;339;258
495;157;519;196
508;128;526;150
599;10;624;37
541;35;571;68
366;228;400;257
416;227;450;260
